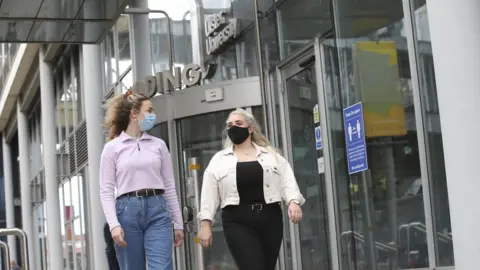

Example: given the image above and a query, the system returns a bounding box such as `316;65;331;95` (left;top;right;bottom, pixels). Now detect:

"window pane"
329;0;429;268
412;0;453;266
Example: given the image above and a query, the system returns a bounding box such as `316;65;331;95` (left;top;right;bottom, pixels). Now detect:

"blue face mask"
138;113;156;131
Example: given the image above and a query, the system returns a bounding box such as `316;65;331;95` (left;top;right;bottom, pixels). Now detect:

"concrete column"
39;48;63;270
81;2;108;268
16;100;35;269
82;44;108;269
2;136;17;261
130;0;153;81
427;0;480;268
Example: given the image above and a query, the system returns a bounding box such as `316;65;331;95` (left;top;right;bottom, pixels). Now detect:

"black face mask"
227;125;250;145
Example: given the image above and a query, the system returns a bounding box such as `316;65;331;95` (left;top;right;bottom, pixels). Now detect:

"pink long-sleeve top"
99;131;184;231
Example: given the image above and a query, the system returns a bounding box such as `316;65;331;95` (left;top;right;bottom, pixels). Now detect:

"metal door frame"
276;43;314;270
150;76;264;270
275;39;341;270
314;38;342;270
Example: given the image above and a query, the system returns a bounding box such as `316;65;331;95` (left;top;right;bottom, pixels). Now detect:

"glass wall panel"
103;28;117;90
277;0;332;59
209;28;259;82
59;185;66;268
148;0;193;72
412;0;453;266
116;15;131;76
72;52;84;124
327;0;429;268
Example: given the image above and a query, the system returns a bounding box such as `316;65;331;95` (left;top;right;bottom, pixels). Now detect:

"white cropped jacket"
197;143;306;222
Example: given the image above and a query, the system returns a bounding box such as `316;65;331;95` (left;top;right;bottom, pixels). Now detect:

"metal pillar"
82;44;109;269
2;136;17;261
130;0;154;81
16;100;35;270
39;48;63;270
427;0;480;268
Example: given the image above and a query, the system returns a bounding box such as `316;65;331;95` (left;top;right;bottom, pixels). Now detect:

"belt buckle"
135;190;145;197
252;203;263;212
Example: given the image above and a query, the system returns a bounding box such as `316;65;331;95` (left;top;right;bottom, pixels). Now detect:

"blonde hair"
104;91;150;140
223;108;276;151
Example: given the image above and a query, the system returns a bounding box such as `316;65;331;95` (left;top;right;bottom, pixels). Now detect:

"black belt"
119;189;164;198
225;202;280;212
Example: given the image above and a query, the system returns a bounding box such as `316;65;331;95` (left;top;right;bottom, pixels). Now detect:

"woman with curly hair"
99;90;184;270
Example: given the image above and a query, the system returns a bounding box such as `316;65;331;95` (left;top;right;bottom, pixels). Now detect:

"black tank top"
236;161;266;204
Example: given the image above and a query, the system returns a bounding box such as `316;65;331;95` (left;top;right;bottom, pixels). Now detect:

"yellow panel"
189;164;200;171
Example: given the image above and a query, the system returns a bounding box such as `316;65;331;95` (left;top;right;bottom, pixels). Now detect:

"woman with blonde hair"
99;90;184;270
197;108;305;270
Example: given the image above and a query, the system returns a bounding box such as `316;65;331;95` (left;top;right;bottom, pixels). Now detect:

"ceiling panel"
0;21;34;42
65;21;112;43
36;0;84;19
0;0;129;43
0;0;43;18
27;21;71;42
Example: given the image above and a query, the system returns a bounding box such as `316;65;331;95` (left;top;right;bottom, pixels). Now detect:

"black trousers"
103;222;120;270
222;203;283;270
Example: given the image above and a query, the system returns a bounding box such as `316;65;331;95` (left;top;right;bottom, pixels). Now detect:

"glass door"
176;107;264;270
278;46;332;270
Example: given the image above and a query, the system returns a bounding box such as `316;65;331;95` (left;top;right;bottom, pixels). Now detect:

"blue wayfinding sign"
343;102;368;175
315;126;323;150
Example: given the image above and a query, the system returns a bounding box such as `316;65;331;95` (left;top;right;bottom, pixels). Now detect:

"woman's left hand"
288;202;303;224
174;229;184;247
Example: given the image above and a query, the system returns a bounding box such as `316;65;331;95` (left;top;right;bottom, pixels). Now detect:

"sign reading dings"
205;12;240;55
132;64;204;98
343;102;368;175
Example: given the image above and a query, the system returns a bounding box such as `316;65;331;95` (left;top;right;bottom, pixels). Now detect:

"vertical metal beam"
129;0;154;81
402;0;437;267
16;99;35;270
252;0;269;136
2;135;17;261
314;39;340;270
39;47;63;270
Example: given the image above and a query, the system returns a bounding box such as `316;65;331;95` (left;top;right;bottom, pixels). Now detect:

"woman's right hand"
198;221;213;248
111;226;127;248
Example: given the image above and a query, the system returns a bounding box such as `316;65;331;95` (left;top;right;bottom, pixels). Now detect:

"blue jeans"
115;195;173;270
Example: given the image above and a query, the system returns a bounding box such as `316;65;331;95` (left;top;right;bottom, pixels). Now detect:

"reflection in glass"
285;65;331;270
412;0;453;266
177;107;263;270
326;0;430;268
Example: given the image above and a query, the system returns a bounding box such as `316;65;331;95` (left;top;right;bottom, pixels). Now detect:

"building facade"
0;0;476;269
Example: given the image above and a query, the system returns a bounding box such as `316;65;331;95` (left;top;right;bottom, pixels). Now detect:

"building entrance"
150;77;264;270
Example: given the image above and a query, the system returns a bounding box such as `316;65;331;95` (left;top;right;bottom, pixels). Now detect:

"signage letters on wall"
132;63;205;98
205;12;239;55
